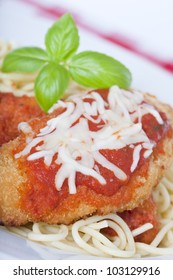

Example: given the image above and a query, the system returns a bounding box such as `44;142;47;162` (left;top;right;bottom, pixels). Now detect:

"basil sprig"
2;13;132;112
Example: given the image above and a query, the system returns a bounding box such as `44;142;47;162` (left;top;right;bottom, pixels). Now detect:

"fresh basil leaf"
69;51;132;89
45;13;79;61
2;47;48;73
35;63;69;112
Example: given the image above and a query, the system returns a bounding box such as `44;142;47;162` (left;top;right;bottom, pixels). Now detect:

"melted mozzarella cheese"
15;86;163;194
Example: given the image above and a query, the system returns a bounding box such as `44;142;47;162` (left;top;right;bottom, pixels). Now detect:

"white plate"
0;23;173;260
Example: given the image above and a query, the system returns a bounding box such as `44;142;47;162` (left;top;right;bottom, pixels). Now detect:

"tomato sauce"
101;196;159;244
0;92;44;146
16;90;172;217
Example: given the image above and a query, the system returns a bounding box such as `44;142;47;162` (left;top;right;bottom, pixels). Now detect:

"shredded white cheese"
130;144;142;172
15;86;163;194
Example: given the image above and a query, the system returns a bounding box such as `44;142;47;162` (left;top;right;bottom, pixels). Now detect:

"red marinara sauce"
15;90;172;217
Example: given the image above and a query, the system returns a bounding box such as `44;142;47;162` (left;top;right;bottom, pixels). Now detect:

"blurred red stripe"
19;0;173;73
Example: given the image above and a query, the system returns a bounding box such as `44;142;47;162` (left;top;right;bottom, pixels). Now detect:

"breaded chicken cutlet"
0;92;45;146
0;86;173;227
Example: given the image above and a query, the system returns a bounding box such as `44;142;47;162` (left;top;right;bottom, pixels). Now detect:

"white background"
0;0;173;62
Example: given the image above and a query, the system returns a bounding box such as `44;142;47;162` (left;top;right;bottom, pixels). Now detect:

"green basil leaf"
45;13;79;61
35;63;69;112
2;47;48;73
69;51;132;89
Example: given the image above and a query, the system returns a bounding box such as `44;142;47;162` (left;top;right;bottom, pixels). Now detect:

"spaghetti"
0;41;36;97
